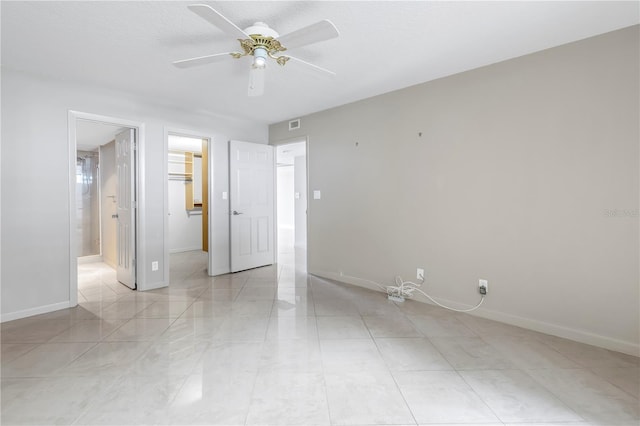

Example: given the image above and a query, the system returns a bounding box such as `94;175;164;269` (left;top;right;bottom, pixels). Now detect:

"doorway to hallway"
275;141;307;271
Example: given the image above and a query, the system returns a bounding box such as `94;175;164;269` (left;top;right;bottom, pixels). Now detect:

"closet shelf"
168;172;193;181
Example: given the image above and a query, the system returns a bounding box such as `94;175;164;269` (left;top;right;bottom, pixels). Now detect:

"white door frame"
271;136;309;264
163;127;213;280
68;111;146;304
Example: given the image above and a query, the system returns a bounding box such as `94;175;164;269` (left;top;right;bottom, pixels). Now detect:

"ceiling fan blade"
277;20;339;50
248;66;265;97
188;4;249;39
285;56;336;76
172;52;233;68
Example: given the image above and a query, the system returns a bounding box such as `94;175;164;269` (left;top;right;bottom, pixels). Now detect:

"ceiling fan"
173;4;340;97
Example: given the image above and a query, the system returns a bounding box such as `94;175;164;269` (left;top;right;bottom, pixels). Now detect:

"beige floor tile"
459;369;583;423
0;343;39;364
526;368;640;424
430;336;516;370
48;319;126;342
394;370;499;424
375;337;452;371
590;366;640;398
324;370;415;425
168;371;257;425
246;370;330;425
317;315;371;339
2;252;637;426
363;314;422;338
103;317;174;341
407;313;477;337
2;342;96;377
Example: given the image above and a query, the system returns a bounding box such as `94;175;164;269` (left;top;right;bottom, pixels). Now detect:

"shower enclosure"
76;150;101;258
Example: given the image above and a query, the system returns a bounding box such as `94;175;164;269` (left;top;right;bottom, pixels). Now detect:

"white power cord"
332;271;485;313
387;276;484;313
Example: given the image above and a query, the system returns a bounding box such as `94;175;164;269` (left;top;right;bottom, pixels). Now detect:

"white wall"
277;166;295;229
1;68;267;321
270;26;639;355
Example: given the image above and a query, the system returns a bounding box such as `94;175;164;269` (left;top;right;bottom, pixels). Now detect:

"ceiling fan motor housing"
243;22;279;38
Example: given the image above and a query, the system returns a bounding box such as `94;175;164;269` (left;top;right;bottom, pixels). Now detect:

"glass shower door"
76;150;100;257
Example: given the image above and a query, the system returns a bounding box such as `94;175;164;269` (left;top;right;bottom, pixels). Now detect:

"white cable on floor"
388;276;485;313
331;271;485;313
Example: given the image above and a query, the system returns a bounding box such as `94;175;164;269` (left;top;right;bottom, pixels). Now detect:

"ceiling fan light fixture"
253;47;268;68
174;5;340;96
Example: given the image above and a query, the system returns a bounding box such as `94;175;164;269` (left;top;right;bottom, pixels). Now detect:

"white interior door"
229;140;275;272
116;129;136;288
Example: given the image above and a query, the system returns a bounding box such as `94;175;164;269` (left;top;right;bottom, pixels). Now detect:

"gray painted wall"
270;26;639;354
1;68;267;320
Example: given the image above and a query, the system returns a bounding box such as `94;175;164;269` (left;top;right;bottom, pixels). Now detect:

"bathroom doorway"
69;112;142;305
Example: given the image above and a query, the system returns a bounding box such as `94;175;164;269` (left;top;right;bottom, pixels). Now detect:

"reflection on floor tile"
168;371;257;425
1;250;638;425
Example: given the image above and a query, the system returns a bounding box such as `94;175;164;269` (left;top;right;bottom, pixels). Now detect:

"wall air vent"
289;119;301;131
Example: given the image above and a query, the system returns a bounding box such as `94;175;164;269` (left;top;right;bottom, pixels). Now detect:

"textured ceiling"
2;1;638;125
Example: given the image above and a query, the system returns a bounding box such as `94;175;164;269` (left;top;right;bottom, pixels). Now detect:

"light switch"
313;190;321;200
222;191;228;200
295;192;300;199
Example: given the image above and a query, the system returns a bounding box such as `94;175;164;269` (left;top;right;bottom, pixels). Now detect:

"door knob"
111;214;119;219
232;210;243;215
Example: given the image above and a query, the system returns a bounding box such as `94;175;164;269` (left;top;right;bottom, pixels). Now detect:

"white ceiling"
2;1;638;125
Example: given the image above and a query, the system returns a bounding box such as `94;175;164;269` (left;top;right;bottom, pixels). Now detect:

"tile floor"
1;249;639;425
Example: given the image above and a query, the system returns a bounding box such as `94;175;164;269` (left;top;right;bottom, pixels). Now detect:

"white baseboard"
169;247;201;254
310;269;640;357
1;300;75;323
458;301;640;357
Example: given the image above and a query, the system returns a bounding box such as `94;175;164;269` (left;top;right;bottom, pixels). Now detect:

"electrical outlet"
152;261;159;272
479;279;488;295
417;268;425;281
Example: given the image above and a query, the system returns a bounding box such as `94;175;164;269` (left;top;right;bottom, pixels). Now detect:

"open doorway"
166;132;210;285
276;141;307;270
71;116;139;305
